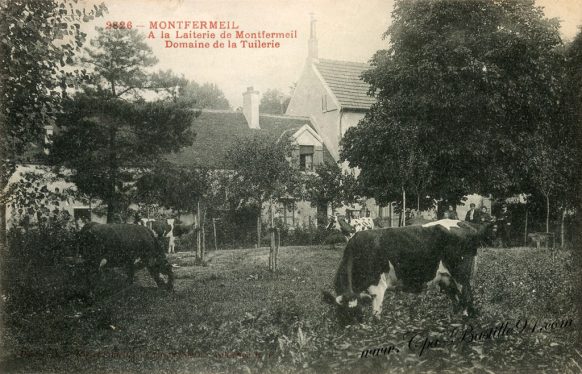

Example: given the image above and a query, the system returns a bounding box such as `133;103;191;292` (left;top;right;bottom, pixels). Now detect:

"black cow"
323;219;493;323
79;223;174;291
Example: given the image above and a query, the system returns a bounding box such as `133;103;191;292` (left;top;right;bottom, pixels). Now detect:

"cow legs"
437;259;477;317
125;263;135;284
167;236;175;254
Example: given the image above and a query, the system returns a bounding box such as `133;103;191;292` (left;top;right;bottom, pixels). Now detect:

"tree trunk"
213;218;217;251
404;190;407;225
201;208;206;261
524;207;528;246
560;208;566;248
106;120;117;223
196;200;201;260
256;200;262;248
545;193;550;233
0;202;6;253
269;200;275;271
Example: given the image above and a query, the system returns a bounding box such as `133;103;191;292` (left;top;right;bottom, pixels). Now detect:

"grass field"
1;245;580;373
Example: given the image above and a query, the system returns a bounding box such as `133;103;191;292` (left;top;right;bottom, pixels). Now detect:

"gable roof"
314;58;376;110
165;109;335;169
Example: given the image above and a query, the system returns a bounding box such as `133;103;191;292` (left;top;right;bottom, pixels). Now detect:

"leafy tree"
259;89;290;115
0;0;105;162
305;162;360;227
342;0;567;211
177;81;230;109
226;133;303;271
51;28;196;222
520;29;581;239
0;0;105;246
135;163;227;260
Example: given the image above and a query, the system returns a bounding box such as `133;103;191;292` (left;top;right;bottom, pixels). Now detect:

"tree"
51;28;197;222
342;0;567;211
177;81;230;109
226;133;303;271
305;162;360;227
259;89;290;115
135;163;226;261
520;28;581;240
0;0;105;246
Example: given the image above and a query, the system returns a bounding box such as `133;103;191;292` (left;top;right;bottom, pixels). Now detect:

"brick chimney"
242;86;260;129
308;13;318;62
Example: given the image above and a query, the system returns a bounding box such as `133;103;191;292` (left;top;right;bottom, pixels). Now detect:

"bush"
2;217;86;320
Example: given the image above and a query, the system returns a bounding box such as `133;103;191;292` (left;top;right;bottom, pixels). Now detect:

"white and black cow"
79;223;174;291
139;218;186;254
323;219;493;323
327;215;375;241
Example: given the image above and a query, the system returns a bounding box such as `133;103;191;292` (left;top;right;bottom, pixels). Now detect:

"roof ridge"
259;113;309;120
195;108;238;113
317;58;371;67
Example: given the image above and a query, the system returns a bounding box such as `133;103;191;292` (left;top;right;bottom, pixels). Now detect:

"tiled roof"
314;58;376;110
166;110;335;169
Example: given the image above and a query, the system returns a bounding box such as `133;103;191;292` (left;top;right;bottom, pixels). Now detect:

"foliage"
2;165;90;226
82;27;158;99
259;88;290;115
0;0;106;170
226;133;304;209
179;81;230;109
342;0;571;207
50;27;197;222
305;162;361;212
135;163;217;213
51;95;196;222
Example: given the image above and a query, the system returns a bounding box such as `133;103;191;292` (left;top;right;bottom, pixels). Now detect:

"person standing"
465;203;478;223
479;206;492;223
443;205;459;220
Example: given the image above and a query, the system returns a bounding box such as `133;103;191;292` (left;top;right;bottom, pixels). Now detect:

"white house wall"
286;63;342;160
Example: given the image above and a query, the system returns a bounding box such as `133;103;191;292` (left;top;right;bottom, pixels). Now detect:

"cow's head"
322;290;373;324
149;257;174;292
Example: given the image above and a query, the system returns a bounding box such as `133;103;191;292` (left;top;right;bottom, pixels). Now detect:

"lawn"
1;245;580;373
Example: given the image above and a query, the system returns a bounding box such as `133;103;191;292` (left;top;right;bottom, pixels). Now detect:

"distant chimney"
242;86;260;129
308;13;318;62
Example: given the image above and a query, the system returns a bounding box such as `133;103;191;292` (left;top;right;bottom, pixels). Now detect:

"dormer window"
299;145;314;171
321;94;327;112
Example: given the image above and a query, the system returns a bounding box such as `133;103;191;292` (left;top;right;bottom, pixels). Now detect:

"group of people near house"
444;203;512;246
442;203;492;223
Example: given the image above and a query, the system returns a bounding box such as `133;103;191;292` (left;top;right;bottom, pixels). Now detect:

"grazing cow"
79;223;174;291
327;215;375;241
323;219;493;323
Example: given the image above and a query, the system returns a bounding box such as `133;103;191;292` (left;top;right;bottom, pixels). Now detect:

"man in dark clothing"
465;203;479;223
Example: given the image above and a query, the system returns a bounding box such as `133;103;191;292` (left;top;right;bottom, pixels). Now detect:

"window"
283;200;295;226
44;125;53;155
299;145;314;171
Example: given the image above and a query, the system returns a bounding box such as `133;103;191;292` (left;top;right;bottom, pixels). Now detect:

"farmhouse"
166;87;335;228
2;85;336;230
286;16;398;225
286;16;491;223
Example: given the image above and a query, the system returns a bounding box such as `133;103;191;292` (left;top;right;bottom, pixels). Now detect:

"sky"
80;0;582;109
